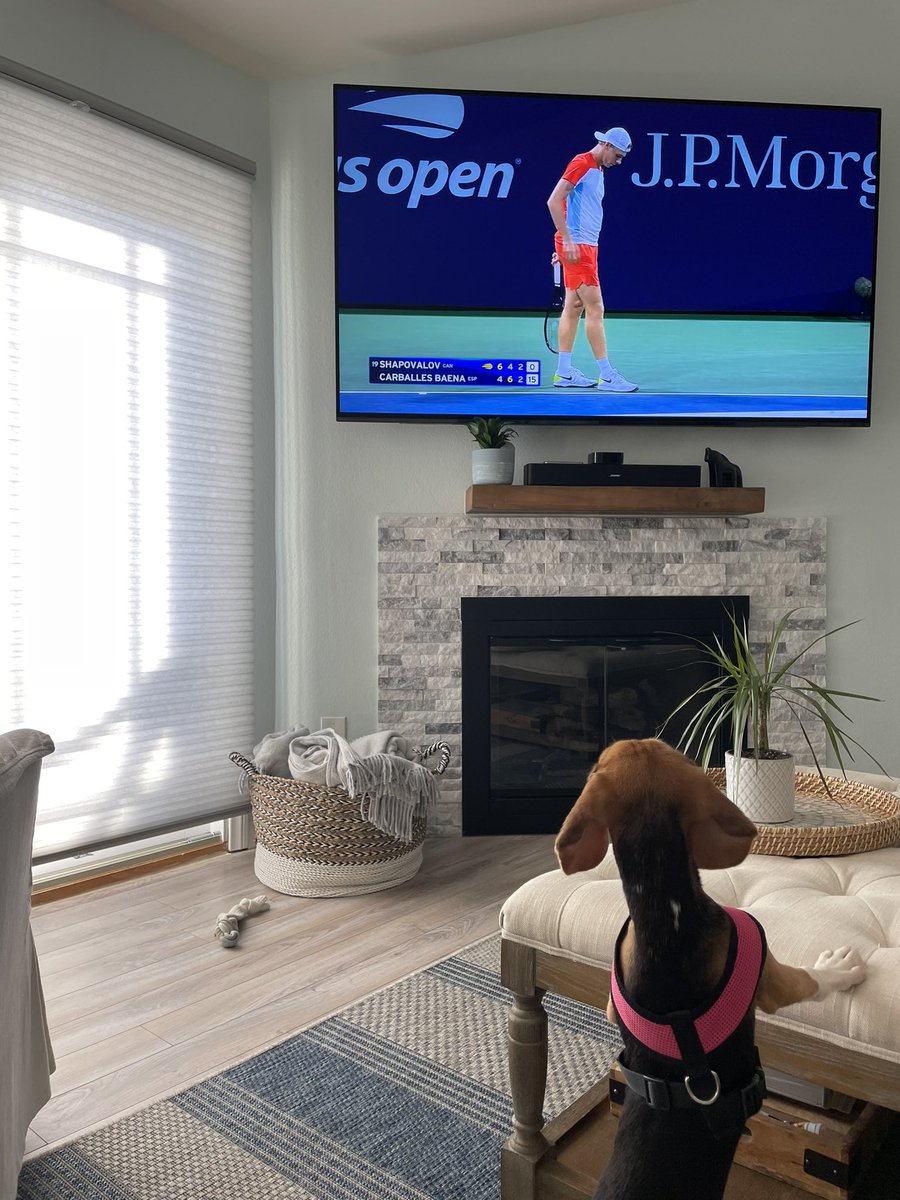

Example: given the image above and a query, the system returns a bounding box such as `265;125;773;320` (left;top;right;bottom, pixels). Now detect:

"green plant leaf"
466;415;518;448
665;607;885;793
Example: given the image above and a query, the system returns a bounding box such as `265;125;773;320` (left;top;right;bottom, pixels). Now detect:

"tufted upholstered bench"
498;770;900;1199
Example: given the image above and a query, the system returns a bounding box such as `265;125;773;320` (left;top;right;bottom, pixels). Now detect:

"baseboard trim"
31;838;227;905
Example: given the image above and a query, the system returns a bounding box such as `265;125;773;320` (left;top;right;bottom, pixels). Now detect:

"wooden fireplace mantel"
465;484;766;516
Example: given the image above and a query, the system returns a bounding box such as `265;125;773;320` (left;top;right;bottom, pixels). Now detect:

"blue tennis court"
338;311;870;420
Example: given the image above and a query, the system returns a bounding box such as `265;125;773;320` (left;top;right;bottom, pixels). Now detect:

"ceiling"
100;0;688;81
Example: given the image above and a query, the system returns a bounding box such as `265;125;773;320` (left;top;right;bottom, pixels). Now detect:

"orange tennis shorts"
554;233;599;290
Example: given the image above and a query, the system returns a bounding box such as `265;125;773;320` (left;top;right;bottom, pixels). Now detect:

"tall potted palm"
667;609;884;823
467;416;517;484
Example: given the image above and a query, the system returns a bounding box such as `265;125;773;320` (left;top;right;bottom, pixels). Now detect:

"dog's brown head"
554;738;757;875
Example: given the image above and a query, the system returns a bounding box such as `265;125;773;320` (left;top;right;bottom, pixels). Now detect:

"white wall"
8;0;891;769
3;0;277;743
271;0;899;769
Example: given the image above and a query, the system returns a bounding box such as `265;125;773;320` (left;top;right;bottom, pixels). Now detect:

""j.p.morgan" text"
632;133;877;208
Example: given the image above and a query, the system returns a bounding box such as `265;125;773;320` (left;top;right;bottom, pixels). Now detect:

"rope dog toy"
214;894;270;947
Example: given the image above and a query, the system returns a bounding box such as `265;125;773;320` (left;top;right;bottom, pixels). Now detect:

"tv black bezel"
333;83;880;429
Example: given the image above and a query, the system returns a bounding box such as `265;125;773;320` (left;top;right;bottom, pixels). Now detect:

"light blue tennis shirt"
562;152;606;244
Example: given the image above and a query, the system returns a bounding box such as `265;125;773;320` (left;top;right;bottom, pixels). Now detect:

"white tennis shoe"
553;366;597;389
598;367;638;393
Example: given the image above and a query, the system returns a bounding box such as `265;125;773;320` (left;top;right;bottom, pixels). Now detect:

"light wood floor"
25;834;556;1158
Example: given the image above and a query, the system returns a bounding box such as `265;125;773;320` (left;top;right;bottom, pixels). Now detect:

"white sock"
557;352;573;375
597;357;612;379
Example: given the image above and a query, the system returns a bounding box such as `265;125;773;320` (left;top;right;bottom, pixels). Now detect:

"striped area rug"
18;934;622;1199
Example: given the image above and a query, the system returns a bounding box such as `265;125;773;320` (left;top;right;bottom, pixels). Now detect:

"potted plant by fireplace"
467;416;517;485
666;609;884;824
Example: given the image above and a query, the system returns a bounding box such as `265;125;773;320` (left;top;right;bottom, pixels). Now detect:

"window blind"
0;74;256;862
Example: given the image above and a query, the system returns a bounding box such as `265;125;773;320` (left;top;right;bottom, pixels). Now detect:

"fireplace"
461;595;748;834
377;513;825;835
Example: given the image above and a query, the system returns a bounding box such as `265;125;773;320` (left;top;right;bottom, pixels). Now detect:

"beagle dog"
555;738;867;1200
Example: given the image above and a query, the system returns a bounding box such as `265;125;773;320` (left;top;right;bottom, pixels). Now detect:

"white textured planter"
472;445;515;484
725;751;796;824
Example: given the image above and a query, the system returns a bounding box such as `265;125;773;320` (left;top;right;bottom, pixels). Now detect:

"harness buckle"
643;1075;672;1111
740;1066;767;1119
683;1070;721;1106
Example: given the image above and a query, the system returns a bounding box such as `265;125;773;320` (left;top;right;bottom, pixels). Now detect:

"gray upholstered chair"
0;729;55;1200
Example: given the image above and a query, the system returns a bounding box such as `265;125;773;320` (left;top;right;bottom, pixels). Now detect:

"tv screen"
334;84;879;426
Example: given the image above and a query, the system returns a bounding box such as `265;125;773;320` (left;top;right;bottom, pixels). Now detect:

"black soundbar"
523;462;702;487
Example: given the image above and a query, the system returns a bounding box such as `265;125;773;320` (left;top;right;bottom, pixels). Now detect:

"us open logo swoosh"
348;94;465;139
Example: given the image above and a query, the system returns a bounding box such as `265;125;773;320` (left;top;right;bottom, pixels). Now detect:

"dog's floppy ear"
555;770;616;874
683;773;757;869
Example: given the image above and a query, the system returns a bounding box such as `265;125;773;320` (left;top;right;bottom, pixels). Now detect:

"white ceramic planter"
472;445;515;485
725;751;796;824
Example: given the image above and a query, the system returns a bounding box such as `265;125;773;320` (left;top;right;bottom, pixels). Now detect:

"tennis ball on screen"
854;277;873;299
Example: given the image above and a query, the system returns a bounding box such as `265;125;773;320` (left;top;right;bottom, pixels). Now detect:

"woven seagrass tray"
706;767;900;857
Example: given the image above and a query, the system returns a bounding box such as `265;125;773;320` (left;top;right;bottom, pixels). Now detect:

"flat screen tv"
334;84;879;426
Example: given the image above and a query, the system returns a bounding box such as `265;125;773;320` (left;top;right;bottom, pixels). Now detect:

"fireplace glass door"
461;595;749;834
490;638;708;796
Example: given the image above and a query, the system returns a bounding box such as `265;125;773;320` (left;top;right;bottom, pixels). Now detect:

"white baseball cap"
594;127;632;153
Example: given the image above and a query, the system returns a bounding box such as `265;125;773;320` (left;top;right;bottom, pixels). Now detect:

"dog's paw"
807;946;867;998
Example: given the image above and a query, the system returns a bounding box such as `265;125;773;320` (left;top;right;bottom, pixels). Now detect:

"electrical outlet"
320;715;347;737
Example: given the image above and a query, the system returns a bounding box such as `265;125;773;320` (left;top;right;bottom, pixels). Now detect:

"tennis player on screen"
547;127;638;392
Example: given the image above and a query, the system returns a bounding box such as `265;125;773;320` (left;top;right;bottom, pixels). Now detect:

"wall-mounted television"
334;84;879;426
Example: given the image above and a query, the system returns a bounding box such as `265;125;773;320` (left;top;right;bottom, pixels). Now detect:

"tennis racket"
543;257;563;353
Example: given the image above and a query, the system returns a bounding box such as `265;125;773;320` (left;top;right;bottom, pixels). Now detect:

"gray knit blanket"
286;729;439;843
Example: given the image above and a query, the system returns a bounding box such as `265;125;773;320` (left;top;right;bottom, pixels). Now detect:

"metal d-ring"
684;1070;721;1106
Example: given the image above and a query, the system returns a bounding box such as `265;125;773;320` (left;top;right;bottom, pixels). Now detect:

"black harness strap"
615;1053;767;1139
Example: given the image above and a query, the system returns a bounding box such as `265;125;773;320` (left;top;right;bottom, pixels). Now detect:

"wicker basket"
228;741;451;896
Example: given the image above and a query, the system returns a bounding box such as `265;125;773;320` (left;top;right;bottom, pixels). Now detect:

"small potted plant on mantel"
467;416;518;485
666;609;885;824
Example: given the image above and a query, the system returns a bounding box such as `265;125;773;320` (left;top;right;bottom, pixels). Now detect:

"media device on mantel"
523;461;701;487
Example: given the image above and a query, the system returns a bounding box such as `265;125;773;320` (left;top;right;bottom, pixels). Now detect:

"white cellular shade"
0;76;256;861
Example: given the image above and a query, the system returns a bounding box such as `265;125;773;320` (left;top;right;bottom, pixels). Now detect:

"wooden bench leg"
501;938;549;1200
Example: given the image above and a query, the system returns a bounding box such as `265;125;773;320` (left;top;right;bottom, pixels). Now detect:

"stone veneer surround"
377;515;826;834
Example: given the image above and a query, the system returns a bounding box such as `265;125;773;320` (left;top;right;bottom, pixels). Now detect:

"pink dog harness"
611;906;766;1059
610;906;768;1134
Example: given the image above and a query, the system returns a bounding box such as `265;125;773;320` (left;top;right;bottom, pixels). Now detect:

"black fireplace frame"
461;594;749;835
